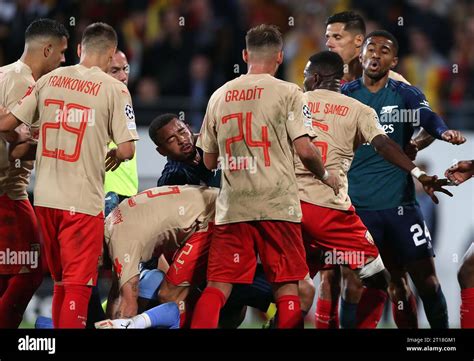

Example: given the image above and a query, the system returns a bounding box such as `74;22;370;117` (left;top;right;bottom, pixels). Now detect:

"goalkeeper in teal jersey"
342;30;466;328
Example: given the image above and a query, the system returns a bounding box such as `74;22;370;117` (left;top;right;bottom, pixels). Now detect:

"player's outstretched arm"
405;128;435;160
444;160;474;186
293;135;341;195
403;86;465;145
440;129;466;145
371;134;453;204
106;274;120;318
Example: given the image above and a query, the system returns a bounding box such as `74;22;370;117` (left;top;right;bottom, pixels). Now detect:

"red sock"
52;284;65;328
191;287;226;328
392;293;418;328
315;297;339;329
58;284;91;328
0;272;43;328
461;288;474;328
180;291;200;328
276;295;302;329
356;287;387;328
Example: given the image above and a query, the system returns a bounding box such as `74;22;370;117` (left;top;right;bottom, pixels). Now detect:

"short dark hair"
81;22;117;52
25;18;69;42
308;51;344;79
245;24;283;51
364;30;399;55
149;113;179;145
326;11;366;35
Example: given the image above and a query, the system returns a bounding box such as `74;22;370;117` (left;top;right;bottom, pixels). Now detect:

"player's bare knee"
417;275;440;296
387;276;410;300
319;271;338;300
360;258;390;291
298;278;316;310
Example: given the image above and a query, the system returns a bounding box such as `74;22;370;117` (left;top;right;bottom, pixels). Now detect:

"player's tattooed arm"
106;274;120;318
114;275;139;319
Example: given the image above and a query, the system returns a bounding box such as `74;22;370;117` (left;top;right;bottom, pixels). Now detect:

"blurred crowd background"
1;0;472;328
0;0;473;132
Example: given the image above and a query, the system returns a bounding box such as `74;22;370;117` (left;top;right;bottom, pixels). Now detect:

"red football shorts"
301;201;379;278
166;223;214;287
207;221;308;284
0;195;40;274
35;206;103;286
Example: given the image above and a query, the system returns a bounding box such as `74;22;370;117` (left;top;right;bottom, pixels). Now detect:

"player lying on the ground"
298;50;453;329
104;185;217;328
95;302;180;329
149;113;315;327
36;264;179;329
444;160;474;328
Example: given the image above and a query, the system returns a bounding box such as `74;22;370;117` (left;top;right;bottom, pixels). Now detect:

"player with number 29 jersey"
10;61;139;324
11;64;139;216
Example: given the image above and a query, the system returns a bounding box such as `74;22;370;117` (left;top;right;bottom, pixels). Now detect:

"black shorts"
356;204;434;267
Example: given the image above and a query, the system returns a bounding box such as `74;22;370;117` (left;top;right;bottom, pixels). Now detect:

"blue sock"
139;269;165;300
35;316;54;329
340;298;357;329
144;302;180;329
421;286;449;329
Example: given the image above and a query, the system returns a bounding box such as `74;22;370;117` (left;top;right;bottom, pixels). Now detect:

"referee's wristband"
411;167;427;179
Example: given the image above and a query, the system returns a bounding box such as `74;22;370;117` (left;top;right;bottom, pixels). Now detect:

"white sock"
130;313;152;329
